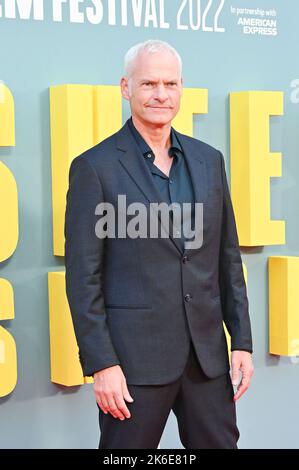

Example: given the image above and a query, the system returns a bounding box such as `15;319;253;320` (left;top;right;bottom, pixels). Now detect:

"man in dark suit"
64;39;253;449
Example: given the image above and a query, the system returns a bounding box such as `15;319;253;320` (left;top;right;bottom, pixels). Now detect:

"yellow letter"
0;278;17;398
0;327;17;397
0;162;19;261
94;85;122;143
0;83;18;396
50;85;95;256
0;82;15;146
230;91;285;246
269;256;299;356
48;272;92;386
50;84;122;256
0;279;17;397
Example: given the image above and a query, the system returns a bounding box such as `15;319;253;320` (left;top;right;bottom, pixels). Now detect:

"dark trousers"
97;341;239;449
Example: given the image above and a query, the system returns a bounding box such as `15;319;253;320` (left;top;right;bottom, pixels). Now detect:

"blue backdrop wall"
0;0;298;448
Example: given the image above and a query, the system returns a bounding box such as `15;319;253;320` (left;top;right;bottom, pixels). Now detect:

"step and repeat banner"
1;0;299;448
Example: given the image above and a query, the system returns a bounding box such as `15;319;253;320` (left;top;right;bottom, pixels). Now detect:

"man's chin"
143;113;174;127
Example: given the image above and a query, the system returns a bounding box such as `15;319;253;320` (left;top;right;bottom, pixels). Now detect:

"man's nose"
153;84;168;102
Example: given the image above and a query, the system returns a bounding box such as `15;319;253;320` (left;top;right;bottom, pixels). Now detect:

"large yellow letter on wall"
0;162;19;261
93;85;122;143
230;91;285;246
50;85;95;257
50;85;122;256
0;83;15;146
48;272;92;386
0;279;17;397
0;279;15;321
0;326;17;397
0;83;18;396
269;256;299;356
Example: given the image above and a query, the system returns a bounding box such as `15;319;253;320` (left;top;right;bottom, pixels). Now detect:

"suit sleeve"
64;155;121;377
218;151;253;353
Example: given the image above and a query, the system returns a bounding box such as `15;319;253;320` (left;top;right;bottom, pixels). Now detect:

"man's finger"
234;383;248;401
107;394;126;420
99;393;109;413
231;362;240;386
114;394;131;419
122;382;134;403
96;399;108;415
234;375;251;401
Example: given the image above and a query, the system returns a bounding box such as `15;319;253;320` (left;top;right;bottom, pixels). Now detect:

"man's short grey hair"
124;39;183;81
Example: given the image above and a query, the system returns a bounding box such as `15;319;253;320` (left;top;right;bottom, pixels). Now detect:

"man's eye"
143;82;153;86
167;82;177;87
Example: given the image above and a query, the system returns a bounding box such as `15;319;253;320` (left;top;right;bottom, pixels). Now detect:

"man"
65;39;254;449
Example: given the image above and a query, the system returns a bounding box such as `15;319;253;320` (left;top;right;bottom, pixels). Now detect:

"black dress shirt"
128;117;195;251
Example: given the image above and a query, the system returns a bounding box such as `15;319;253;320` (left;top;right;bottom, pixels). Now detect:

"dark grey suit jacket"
64;119;252;385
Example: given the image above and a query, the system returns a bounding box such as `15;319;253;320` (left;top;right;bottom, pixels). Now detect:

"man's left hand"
231;351;254;402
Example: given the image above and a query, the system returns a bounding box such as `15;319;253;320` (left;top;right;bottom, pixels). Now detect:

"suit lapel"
173;130;208;205
171;130;208;257
116;122;184;254
116;122;165;207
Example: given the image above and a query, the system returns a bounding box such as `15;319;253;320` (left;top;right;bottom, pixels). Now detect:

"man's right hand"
93;365;134;420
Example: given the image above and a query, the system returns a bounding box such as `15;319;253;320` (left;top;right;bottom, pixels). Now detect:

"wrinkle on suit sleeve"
64;155;120;377
218;151;253;353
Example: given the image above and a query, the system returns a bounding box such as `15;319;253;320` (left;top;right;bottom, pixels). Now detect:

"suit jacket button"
182;256;189;263
184;294;192;302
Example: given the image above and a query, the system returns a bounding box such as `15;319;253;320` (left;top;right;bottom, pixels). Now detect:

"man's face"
121;50;183;127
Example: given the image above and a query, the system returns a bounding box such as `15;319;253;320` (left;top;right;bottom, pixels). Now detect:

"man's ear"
120;77;130;101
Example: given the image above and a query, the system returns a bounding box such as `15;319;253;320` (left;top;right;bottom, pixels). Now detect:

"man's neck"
131;116;172;154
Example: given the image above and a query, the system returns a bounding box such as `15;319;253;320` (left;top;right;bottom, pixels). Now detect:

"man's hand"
93;365;134;420
231;351;254;402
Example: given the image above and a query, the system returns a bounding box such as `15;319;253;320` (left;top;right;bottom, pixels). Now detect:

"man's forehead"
129;51;182;81
135;51;180;68
133;64;181;81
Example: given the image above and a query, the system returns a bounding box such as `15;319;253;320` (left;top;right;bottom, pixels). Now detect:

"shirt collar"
128;117;183;160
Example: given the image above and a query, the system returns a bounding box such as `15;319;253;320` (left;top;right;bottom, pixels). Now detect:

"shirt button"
182;256;189;263
184;294;192;302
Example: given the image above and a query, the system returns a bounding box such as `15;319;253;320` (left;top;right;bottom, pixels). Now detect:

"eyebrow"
139;79;179;83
